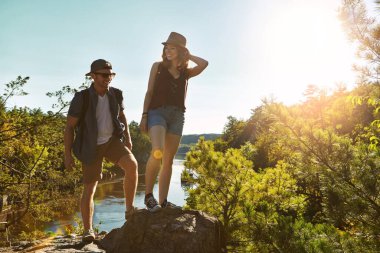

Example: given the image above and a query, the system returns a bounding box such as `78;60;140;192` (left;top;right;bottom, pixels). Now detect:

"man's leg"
118;154;138;210
81;181;98;231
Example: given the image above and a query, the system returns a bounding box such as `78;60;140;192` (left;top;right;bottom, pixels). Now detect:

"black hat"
85;59;112;76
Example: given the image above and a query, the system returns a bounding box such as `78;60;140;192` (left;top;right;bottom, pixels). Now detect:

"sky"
0;0;378;134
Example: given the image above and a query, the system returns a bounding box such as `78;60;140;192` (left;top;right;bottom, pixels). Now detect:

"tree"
0;77;84;244
266;102;380;248
340;0;380;151
221;116;247;149
184;138;255;251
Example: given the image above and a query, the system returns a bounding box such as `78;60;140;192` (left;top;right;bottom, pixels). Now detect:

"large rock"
99;208;222;253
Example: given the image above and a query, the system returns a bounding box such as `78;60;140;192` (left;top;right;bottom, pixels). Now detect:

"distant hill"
181;133;221;145
177;133;221;155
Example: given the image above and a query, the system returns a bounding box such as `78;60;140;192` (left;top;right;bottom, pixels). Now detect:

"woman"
140;32;208;212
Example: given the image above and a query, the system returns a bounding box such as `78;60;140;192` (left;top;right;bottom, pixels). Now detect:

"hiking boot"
144;193;161;212
125;206;139;220
82;229;95;243
161;199;182;209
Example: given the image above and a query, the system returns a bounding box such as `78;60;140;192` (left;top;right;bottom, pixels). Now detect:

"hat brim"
85;72;92;76
162;42;186;48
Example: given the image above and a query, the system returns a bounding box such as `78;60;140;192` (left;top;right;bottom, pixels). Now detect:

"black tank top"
148;63;189;112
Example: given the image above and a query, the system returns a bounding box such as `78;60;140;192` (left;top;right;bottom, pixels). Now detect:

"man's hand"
64;154;75;171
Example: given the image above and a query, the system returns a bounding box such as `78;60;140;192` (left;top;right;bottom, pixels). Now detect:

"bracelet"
142;112;148;115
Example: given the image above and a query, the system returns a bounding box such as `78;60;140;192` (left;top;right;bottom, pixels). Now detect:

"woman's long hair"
161;45;189;74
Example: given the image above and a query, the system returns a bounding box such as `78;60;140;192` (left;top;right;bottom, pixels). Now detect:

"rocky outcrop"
0;209;222;253
99;208;222;253
0;235;106;252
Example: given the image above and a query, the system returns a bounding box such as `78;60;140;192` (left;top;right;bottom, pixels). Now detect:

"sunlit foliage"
0;77;151;245
183;1;380;251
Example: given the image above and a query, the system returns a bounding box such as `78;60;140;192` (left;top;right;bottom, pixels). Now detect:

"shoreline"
0;158;187;248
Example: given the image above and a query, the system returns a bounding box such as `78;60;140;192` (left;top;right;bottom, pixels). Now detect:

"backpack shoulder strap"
75;88;89;151
79;88;90;124
110;87;122;107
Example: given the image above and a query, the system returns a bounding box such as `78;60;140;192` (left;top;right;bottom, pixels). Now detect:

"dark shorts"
82;136;132;184
148;106;185;136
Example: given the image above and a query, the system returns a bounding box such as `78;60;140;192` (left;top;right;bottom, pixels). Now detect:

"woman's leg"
159;133;181;204
145;125;166;195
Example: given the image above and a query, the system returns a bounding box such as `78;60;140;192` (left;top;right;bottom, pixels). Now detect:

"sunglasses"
94;72;116;78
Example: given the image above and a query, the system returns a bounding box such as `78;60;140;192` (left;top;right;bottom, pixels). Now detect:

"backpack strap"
79;89;90;125
110;87;123;109
76;88;89;152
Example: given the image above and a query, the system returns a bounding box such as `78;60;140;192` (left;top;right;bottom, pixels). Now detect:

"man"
64;59;138;243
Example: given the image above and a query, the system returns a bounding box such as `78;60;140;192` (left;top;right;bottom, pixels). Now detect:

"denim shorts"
148;106;185;136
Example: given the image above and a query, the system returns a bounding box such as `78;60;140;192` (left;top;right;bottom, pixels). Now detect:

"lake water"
47;158;187;233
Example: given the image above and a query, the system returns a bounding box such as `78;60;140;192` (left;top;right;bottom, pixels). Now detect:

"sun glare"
259;2;356;103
